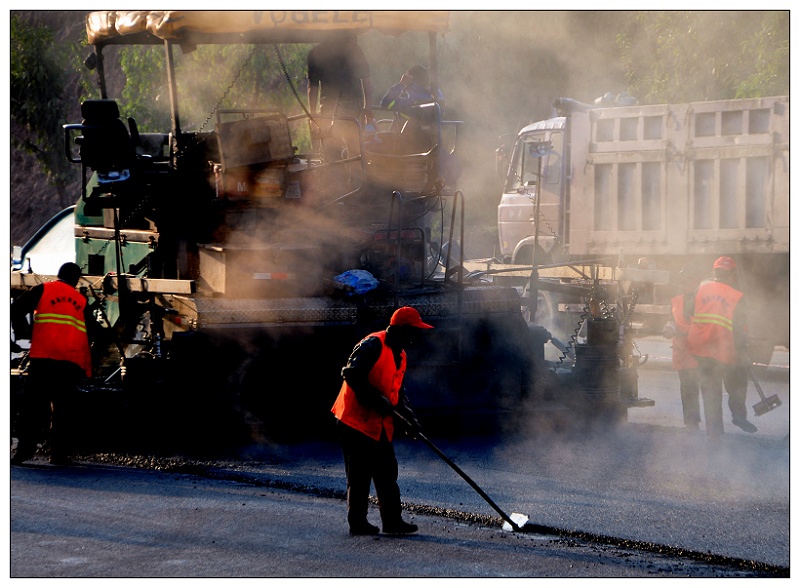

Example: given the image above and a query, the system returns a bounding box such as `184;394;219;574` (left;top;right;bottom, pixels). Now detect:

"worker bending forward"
332;306;432;536
11;263;94;465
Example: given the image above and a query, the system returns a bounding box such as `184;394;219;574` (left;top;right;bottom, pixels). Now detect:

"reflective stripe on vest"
29;280;92;377
691;312;733;331
331;330;405;442
34;313;88;333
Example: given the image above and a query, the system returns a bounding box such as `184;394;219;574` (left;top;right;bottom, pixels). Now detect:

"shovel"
394;411;530;533
746;364;782;416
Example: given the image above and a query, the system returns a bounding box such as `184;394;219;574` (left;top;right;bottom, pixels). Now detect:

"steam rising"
144;12;636;262
500;407;788;506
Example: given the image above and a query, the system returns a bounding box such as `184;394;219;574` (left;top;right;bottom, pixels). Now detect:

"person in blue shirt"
380;65;438;111
378;65;460;186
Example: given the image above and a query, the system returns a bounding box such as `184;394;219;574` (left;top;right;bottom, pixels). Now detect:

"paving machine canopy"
86;10;450;47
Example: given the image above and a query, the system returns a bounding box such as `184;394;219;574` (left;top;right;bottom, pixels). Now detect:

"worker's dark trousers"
337;420;403;528
678;368;701;426
694;356;748;436
14;359;81;459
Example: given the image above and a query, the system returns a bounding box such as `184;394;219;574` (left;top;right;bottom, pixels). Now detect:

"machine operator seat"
78;99;135;177
397;102;441;155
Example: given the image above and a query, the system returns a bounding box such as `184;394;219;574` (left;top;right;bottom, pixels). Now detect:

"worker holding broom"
685;256;757;438
331;306;432;536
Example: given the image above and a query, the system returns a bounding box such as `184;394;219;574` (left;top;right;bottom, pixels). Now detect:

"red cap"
390;306;434;329
713;256;736;271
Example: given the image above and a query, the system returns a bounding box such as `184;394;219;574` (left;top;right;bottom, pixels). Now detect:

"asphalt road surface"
8;338;790;578
7;460;780;578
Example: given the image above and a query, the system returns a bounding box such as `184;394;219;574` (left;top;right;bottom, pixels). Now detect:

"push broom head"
502;512;530;532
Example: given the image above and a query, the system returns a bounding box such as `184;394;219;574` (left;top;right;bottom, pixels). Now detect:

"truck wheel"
522;283;554;325
521;284;578;342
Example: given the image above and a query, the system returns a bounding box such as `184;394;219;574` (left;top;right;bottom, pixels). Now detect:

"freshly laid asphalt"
9;457;782;578
9;338;790;577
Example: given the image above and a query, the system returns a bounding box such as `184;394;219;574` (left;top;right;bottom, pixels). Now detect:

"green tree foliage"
118;46;171;132
115;43;313;132
114;42;315;153
736;12;789;98
616;11;789;104
9;14;72;187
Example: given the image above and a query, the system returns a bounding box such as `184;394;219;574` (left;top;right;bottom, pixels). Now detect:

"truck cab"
498;117;566;265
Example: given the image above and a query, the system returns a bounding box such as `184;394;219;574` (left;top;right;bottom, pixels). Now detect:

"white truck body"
497;95;789;355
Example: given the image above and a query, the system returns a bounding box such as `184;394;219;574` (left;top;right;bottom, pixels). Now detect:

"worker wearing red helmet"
332;306;433;535
685;256;757;437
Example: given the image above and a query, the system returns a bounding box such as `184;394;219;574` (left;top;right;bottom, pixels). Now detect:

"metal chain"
535;204;567;258
274;44;319;129
593;283;613;320
119;191;153;229
77;237;111;275
199;45;257;133
514;179;567;258
621;284;640;326
618;284;643;364
553;303;589;369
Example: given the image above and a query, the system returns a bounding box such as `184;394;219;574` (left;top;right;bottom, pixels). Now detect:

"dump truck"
10;11;649;454
483;94;789;366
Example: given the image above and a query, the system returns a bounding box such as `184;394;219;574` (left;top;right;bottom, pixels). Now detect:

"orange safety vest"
687;281;743;365
29;280;92;377
331;330;406;442
670;294;697;371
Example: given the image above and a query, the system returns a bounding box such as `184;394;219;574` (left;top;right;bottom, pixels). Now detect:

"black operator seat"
78;99;135;176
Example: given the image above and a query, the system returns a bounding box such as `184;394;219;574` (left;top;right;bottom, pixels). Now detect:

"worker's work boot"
382;520;418;535
49;455;75;466
11;441;36;465
10;451;34;465
732;418;758;433
349;521;380;536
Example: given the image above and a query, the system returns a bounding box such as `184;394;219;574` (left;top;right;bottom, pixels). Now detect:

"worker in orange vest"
685;256;757;437
11;262;95;465
332;306;433;536
663;264;703;431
